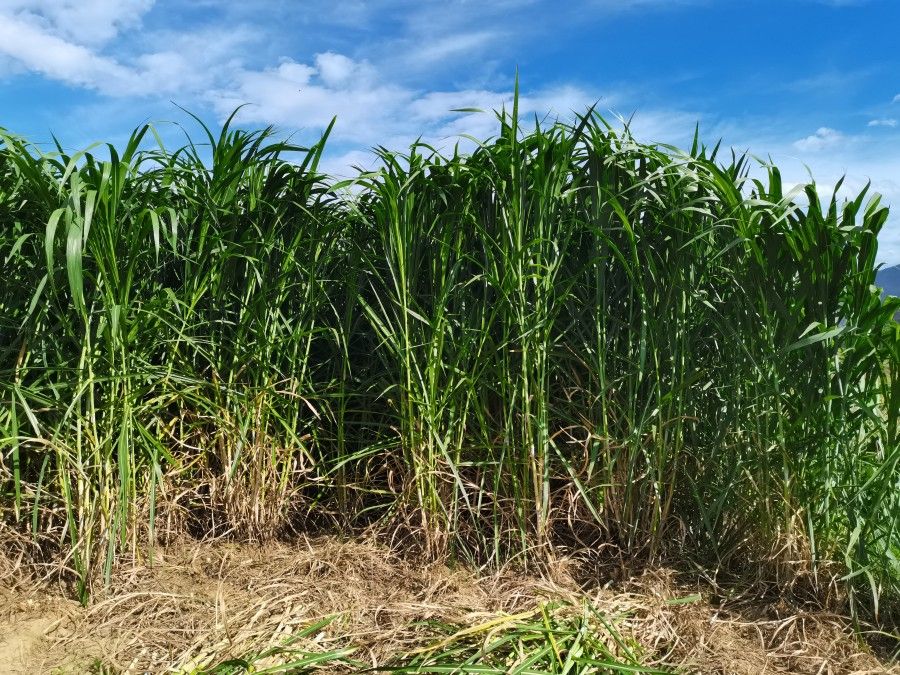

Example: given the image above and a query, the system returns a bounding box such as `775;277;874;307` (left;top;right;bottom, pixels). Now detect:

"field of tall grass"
1;100;898;638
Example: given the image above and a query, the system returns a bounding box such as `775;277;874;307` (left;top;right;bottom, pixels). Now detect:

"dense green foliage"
1;104;898;625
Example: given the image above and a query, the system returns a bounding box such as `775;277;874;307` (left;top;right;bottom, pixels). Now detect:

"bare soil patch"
0;536;894;674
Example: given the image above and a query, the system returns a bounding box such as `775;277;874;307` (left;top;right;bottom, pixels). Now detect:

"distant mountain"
877;265;900;299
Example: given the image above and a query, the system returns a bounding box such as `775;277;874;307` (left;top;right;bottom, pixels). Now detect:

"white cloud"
314;52;375;89
0;53;24;78
211;58;410;144
0;0;154;46
893;94;900;103
210;53;599;151
0;13;134;90
0;6;257;98
411;31;499;65
787;69;870;94
131;33;250;96
792;127;845;152
0;1;159;95
868;118;898;128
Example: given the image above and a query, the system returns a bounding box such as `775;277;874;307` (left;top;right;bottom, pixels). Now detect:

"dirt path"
0;587;86;673
0;615;52;673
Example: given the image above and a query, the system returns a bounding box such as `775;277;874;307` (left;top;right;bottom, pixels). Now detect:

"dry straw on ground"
0;535;893;674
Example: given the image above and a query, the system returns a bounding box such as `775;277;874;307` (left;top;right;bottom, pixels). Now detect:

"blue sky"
1;0;899;263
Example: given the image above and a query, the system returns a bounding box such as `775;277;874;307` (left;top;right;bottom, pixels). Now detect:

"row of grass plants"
1;101;898;634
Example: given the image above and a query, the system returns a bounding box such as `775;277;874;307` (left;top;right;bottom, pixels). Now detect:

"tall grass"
1;103;898;627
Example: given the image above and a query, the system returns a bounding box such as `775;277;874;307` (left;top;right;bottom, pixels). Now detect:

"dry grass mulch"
0;535;895;674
